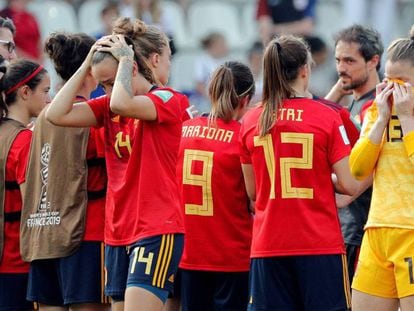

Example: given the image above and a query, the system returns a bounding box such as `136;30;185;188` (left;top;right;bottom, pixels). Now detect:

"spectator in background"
305;35;328;67
174;0;189;15
0;0;41;62
304;35;336;97
342;0;397;52
128;0;177;54
247;41;264;104
0;17;16;61
256;0;317;44
193;32;229;113
119;0;134;19
94;0;120;40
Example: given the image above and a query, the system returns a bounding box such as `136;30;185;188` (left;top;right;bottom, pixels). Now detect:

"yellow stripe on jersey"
341;254;352;308
152;235;166;287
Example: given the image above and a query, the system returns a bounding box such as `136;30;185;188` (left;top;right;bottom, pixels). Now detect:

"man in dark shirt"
325;24;384;284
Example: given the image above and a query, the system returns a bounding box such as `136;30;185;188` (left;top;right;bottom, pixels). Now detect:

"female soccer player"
0;59;50;311
239;35;359;310
46;18;187;311
177;61;254;311
350;26;414;311
21;32;109;310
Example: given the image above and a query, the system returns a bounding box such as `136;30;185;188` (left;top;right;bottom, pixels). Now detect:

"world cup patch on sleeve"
339;125;350;145
152;90;173;103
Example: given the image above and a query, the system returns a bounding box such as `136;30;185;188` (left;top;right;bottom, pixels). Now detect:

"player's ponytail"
260;36;310;136
387;24;414;65
209;61;255;123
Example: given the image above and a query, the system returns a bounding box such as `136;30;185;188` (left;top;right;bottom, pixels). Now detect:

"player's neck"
7;103;31;126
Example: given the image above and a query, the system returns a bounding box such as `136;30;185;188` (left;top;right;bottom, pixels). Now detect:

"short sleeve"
339;108;360;147
145;89;182;124
87;95;109;127
328;115;351;166
239;119;252;164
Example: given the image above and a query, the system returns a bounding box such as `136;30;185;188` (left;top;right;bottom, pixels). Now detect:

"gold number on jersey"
254;132;314;199
254;135;276;199
114;132;132;158
182;149;214;216
130;246;154;275
280;133;314;198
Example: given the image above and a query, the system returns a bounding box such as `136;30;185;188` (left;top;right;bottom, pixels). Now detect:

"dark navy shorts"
0;273;33;311
104;244;129;301
27;241;108;306
126;234;184;303
180;269;249;311
345;243;360;285
248;254;351;311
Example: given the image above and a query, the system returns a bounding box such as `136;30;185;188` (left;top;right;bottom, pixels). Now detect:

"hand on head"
96;34;134;61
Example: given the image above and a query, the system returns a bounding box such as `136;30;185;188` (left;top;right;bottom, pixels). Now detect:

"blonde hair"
387;25;414;66
92;17;169;85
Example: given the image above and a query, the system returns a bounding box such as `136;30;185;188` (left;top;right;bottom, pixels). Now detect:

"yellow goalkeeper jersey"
350;101;414;229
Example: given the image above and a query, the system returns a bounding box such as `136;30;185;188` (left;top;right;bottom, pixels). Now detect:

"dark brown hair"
45;32;95;81
334;24;383;71
92;17;169;84
0;59;47;121
260;35;310;136
209;61;255;122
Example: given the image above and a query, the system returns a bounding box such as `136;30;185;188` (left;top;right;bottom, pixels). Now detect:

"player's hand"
393;82;414;119
375;81;393;123
335;193;353;208
97;35;134;62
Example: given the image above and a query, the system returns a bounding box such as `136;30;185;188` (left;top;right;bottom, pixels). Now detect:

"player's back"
240;97;351;257
178;116;252;271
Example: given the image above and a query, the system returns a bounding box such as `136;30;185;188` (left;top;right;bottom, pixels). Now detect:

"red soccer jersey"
315;97;360;147
88;89;186;246
88;95;136;245
0;130;31;273
239;98;350;258
83;127;106;241
111;88;186;245
177;117;253;272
